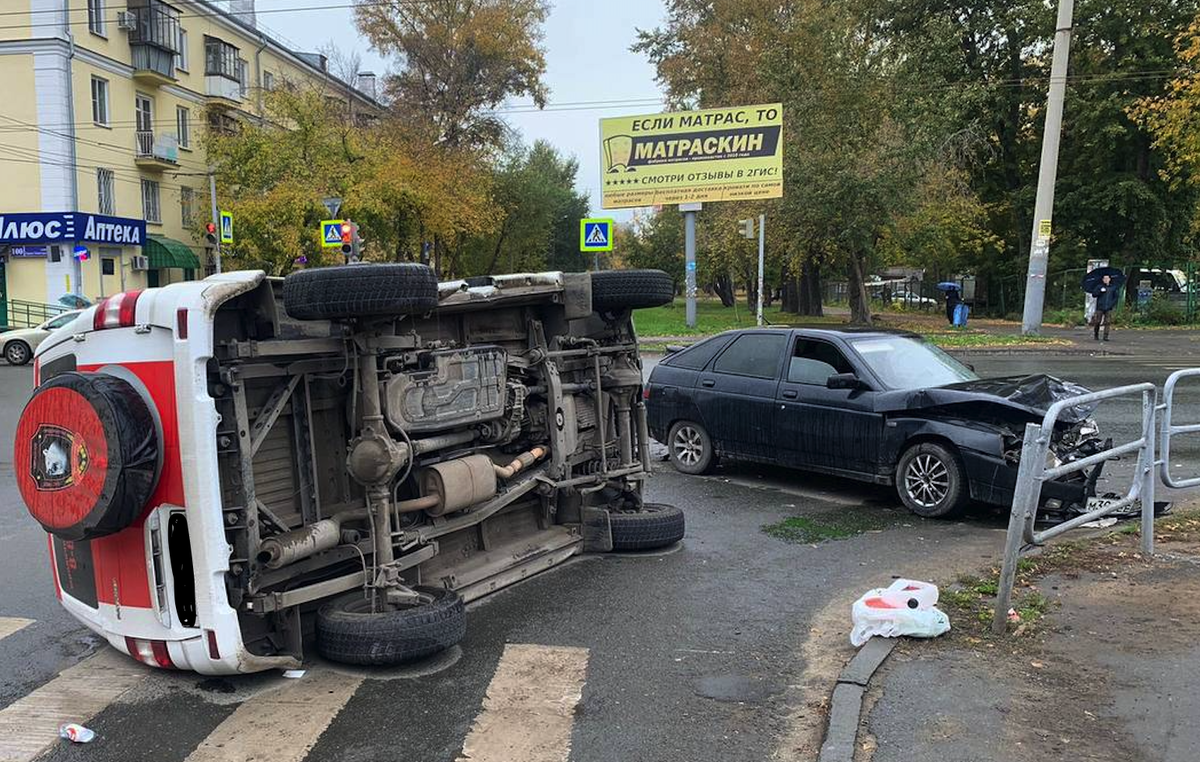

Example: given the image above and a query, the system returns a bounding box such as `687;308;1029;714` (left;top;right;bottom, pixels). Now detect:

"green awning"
145;235;201;270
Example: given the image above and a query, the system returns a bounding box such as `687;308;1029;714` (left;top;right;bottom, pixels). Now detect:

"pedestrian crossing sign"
219;211;234;244
321;220;344;248
580;219;614;252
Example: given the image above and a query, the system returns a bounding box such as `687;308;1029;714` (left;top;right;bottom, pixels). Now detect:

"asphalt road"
0;346;1197;762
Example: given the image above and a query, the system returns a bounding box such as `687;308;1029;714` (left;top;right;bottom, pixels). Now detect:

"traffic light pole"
1021;0;1074;335
209;173;223;274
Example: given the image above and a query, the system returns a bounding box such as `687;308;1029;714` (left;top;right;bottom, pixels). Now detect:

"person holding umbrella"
1082;267;1125;342
937;282;963;325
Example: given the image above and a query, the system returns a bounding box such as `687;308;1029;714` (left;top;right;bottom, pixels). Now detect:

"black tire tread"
283;263;439;321
591;269;675;312
609;503;686;550
5;340;31;365
896;442;968;519
316;586;466;666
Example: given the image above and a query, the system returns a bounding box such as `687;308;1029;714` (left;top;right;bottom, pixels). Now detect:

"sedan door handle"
701;379;716;388
781;390;798;399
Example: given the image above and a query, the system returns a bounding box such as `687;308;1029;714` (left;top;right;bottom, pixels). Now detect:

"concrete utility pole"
681;202;702;328
757;213;766;327
1021;0;1075;335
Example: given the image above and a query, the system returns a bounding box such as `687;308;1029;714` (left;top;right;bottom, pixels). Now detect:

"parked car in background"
2;310;81;365
645;328;1107;520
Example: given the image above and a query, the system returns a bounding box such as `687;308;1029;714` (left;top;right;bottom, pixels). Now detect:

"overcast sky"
259;0;669;220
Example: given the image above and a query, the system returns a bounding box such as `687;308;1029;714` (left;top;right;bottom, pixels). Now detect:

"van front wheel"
316;587;466;666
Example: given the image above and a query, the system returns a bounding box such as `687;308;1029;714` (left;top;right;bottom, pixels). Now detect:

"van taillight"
93;291;144;331
205;629;220;660
124;636;176;669
176;308;188;339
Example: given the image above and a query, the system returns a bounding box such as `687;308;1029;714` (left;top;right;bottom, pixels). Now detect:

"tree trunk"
797;258;824;317
713;275;735;307
781;265;800;313
847;254;873;326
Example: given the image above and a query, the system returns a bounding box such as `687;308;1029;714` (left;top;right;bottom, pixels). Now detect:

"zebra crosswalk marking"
183;670;362;762
0;648;145;762
456;644;590;762
0;619;32;642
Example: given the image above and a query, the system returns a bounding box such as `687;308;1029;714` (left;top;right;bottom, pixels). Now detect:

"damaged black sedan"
645;328;1106;519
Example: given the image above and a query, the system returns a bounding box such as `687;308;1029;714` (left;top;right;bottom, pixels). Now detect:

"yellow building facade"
0;0;377;325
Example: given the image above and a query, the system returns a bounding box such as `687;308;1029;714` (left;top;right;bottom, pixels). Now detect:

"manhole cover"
695;675;782;703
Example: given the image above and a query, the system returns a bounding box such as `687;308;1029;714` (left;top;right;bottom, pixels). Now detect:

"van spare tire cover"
14;372;159;541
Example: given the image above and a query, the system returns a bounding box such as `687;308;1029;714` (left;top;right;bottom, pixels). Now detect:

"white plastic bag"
850;579;951;647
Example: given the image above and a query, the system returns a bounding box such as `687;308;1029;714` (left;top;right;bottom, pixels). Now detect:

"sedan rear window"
849;336;977;390
713;333;787;379
666;334;733;370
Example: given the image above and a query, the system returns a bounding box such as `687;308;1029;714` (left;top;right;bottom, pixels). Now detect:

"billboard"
600;103;783;209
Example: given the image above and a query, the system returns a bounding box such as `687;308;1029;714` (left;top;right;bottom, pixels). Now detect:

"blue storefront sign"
8;245;49;258
0;212;146;246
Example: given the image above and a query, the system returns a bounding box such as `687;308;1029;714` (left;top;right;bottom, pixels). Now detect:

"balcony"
205;75;244;108
131;45;175;85
128;1;180;86
135;131;179;171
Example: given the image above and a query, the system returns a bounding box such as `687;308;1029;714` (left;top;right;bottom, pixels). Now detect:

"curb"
816;638;897;762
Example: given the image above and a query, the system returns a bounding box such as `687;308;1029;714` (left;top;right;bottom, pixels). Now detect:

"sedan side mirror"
827;373;866;391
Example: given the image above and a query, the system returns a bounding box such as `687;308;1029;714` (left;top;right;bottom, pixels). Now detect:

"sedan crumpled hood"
876;374;1096;426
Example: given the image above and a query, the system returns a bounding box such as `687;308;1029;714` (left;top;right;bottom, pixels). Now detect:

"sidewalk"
859;512;1200;762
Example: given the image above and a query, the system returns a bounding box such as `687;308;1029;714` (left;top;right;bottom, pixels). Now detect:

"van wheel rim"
672;426;703;467
905;454;949;508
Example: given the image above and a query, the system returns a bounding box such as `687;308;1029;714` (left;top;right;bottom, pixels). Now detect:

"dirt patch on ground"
864;510;1200;762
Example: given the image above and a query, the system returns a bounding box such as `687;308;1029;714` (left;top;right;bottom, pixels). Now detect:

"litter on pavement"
59;723;96;744
282;669;308;679
850;579;951;647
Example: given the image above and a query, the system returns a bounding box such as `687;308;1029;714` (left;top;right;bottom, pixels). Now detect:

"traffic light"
205;222;218;246
738;218;755;239
341;222;353;245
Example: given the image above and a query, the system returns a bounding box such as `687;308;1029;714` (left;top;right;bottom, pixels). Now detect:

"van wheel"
590;269;675;312
316;587;465;666
667;420;715;475
608;503;685;550
5;341;31;366
896;443;968;519
283;263;439;321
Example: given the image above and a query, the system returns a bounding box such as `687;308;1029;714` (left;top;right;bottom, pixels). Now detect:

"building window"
204;36;242;81
102;258;116;276
90;77;109;126
263;71;275;91
176;106;190;148
97;168;115;215
180;187;197;226
88;0;105;36
141;179;162;224
176;28;189;71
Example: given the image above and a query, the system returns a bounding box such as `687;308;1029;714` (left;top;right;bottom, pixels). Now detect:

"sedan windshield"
849;335;978;390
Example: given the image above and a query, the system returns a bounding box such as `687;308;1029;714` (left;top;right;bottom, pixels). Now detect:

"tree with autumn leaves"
205;0;586;279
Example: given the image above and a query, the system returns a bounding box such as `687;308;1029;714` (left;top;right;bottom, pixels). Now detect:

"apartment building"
0;0;378;324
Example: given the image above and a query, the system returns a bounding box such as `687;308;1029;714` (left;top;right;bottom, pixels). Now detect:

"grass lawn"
632;300;842;337
634;299;1067;350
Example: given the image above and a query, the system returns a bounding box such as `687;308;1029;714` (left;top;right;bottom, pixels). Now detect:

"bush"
1144;294;1187;326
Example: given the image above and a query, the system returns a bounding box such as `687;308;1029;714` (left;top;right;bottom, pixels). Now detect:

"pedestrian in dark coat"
1088;275;1120;341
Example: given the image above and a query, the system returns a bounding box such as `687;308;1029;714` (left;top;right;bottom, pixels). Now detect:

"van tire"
15;372;160;541
591;270;675;312
608;503;685;551
283;263;439;321
316;587;466;666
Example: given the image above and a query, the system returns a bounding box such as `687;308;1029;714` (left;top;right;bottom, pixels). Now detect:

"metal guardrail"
992;382;1158;634
6;299;68;329
1160;369;1200;490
